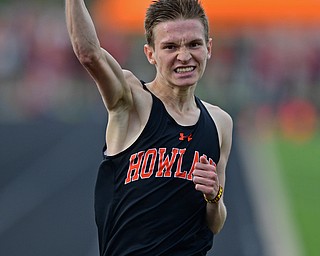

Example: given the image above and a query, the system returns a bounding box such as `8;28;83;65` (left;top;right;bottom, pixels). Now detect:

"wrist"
204;185;223;204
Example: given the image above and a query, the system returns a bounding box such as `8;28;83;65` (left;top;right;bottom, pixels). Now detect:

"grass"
272;132;320;256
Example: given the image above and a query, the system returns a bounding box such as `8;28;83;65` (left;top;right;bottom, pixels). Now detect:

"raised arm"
65;0;132;111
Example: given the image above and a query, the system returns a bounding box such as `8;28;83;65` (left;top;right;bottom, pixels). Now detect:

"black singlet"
95;81;220;256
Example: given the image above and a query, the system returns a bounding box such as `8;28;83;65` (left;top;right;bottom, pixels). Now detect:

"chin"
175;81;197;88
174;77;199;87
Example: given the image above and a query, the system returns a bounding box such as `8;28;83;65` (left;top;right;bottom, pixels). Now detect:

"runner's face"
145;19;212;88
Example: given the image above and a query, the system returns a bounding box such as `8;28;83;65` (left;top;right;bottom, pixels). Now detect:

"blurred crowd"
0;3;319;140
0;3;99;122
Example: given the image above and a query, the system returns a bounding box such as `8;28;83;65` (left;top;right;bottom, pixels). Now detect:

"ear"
207;38;213;59
144;44;156;65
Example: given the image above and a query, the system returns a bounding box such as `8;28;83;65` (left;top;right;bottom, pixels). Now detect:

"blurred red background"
93;0;320;33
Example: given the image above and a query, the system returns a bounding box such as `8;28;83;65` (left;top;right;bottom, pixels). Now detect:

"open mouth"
174;66;195;74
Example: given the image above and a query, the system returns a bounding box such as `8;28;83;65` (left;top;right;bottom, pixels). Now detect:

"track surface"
0;121;265;256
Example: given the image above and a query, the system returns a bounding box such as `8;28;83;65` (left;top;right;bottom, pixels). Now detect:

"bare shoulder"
201;100;233;130
123;70;146;92
105;70;152;155
201;100;233;171
123;69;152;119
201;100;233;152
123;69;140;84
123;70;151;99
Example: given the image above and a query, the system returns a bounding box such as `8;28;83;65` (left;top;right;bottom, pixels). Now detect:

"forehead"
153;19;206;44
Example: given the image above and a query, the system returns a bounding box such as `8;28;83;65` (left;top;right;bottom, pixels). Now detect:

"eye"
190;42;202;48
163;44;176;50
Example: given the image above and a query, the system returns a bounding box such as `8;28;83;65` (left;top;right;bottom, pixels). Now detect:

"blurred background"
0;0;319;255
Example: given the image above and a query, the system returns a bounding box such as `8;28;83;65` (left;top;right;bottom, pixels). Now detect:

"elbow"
207;205;227;234
211;223;224;235
73;41;100;68
77;53;97;68
208;216;225;234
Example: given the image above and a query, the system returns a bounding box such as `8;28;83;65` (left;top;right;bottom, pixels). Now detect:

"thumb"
200;155;217;170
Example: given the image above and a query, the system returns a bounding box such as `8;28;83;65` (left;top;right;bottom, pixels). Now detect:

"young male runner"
65;0;233;255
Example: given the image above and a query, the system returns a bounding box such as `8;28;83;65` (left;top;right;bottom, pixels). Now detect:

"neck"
147;80;197;113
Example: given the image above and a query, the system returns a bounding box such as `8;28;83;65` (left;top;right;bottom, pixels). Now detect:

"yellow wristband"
204;186;223;204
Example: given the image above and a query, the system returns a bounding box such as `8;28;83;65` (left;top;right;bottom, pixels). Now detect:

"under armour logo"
179;133;193;142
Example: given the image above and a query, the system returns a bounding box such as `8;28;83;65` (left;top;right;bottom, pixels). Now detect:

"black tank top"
95;81;220;256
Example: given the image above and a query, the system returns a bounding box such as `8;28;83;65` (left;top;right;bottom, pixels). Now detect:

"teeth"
176;67;194;73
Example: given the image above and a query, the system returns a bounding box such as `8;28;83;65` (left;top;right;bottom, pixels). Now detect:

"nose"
177;48;192;63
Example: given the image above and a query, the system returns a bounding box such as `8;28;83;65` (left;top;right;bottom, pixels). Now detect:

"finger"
200;155;209;164
193;168;217;181
194;163;216;176
196;155;216;172
195;184;215;195
195;155;209;170
193;176;215;187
